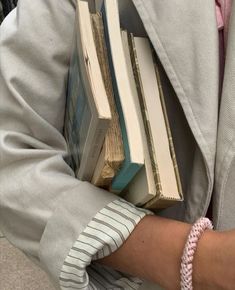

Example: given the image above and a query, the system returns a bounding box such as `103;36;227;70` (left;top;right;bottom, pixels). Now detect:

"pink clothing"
216;0;232;46
216;0;232;91
216;3;224;30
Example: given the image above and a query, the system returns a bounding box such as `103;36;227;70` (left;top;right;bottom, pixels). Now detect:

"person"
1;0;235;289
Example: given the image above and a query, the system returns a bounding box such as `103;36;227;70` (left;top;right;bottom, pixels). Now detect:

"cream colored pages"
78;1;111;118
104;0;144;164
122;31;155;205
134;37;178;198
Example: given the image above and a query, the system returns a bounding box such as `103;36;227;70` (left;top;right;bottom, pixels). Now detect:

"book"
102;0;145;193
90;13;124;189
145;57;183;208
65;0;183;209
126;33;183;208
64;0;111;181
121;30;156;205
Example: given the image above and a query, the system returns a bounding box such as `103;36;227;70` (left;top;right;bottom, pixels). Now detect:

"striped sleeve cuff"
59;198;153;290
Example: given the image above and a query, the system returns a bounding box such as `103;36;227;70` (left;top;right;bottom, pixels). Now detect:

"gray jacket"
135;0;235;231
0;0;234;289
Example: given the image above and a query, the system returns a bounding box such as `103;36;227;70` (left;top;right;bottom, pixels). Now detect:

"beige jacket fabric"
133;0;235;231
1;0;235;289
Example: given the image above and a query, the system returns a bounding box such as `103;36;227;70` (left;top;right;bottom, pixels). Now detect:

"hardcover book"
64;0;111;181
126;33;183;208
102;0;145;193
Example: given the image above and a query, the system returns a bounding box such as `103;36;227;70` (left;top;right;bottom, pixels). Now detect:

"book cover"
64;0;111;181
102;0;144;193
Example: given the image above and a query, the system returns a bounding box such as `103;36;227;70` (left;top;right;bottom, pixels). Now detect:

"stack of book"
64;0;183;209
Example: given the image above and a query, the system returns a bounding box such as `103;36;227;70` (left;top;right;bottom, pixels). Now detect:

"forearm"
99;215;191;289
99;214;224;290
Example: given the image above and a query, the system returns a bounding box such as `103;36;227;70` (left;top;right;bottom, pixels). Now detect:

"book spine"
64;39;82;173
111;160;141;193
102;2;142;192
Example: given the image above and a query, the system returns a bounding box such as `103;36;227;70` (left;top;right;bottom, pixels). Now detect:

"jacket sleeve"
0;1;152;289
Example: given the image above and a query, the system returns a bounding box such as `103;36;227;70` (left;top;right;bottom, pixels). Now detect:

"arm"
0;1;152;289
1;2;234;290
0;0;138;288
100;215;192;289
100;215;235;290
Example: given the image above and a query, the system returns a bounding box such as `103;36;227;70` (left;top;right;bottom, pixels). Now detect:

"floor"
0;236;56;290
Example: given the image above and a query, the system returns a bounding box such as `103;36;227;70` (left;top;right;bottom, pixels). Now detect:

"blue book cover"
101;0;144;193
64;37;92;176
64;1;111;181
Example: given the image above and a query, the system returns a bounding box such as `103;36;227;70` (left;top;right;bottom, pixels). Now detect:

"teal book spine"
102;2;142;193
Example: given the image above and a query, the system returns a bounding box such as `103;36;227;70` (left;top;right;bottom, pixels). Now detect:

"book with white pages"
102;0;144;193
121;30;156;206
127;34;183;208
64;0;111;181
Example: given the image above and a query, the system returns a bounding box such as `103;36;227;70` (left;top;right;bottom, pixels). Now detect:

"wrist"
192;229;222;289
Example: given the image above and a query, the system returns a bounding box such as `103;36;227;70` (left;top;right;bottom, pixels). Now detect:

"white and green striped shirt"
60;199;152;290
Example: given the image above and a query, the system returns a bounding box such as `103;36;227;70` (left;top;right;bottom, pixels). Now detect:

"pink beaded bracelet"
180;217;213;290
